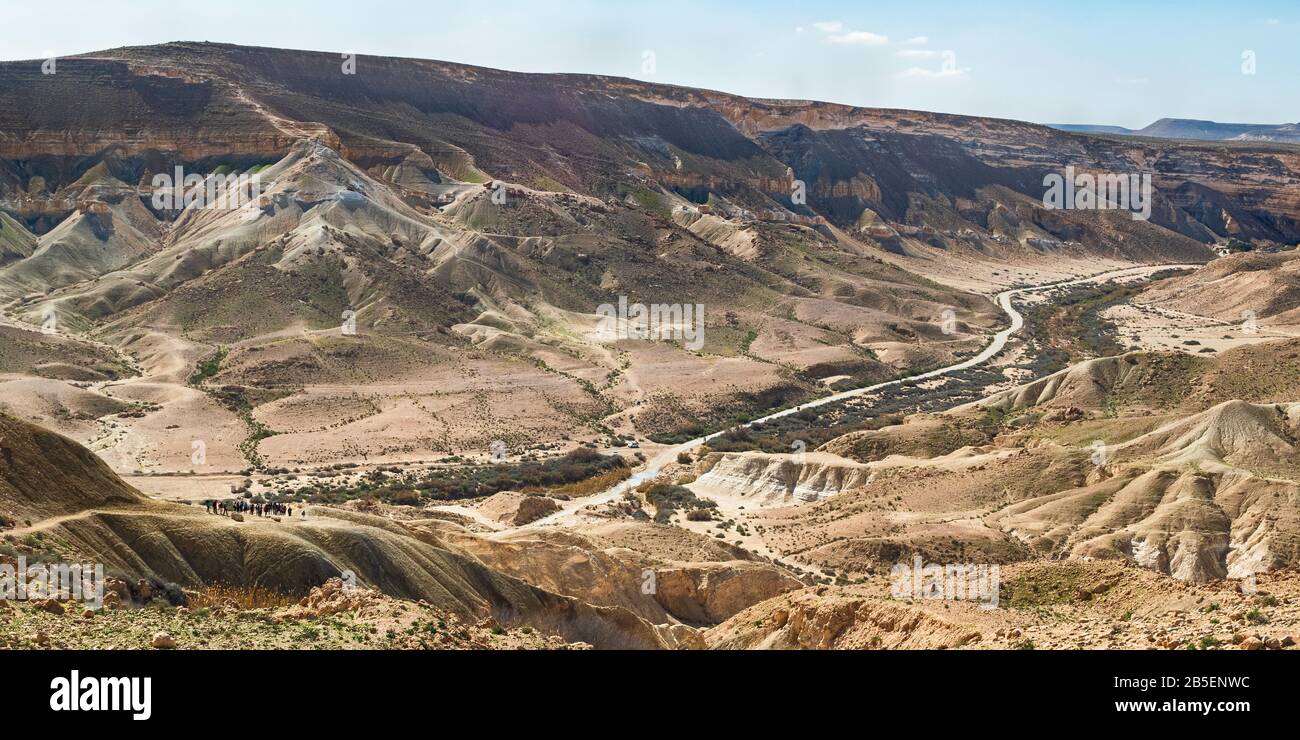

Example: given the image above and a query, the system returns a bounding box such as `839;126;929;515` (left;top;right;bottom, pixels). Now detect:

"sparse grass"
547;465;632;497
187;583;298;610
188;347;228;385
1000;563;1117;609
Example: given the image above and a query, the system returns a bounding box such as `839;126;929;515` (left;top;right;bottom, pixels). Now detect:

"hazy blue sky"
2;0;1295;128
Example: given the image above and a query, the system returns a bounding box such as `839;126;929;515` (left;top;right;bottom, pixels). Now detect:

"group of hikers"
205;499;304;519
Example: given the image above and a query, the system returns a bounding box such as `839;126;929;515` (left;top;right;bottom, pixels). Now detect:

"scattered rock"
1044;406;1086;423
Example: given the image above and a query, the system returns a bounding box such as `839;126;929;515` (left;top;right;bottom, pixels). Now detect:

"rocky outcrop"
690;451;873;504
651;565;804;624
437;525;801;626
707;586;982;650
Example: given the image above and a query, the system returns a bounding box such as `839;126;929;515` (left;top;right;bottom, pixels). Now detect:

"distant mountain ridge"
1050;118;1300;143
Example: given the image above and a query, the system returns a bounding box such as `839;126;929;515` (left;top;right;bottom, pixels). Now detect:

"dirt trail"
518;263;1203;529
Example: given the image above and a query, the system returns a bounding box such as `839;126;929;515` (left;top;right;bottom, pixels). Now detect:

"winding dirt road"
523;263;1203;528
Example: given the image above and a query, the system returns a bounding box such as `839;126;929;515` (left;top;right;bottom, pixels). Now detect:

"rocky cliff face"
1;42;1294;258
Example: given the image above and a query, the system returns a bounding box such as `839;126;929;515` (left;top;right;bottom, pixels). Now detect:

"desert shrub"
387;489;421;506
294;449;627;504
643;483;716;524
188;348;227;385
564;446;601;464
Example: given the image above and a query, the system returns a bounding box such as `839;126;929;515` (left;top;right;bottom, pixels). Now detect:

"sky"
1;0;1295;128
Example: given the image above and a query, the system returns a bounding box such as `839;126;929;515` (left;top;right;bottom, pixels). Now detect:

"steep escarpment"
4;41;1289;274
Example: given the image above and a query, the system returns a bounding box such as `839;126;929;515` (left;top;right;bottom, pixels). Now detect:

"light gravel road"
518;263;1204;528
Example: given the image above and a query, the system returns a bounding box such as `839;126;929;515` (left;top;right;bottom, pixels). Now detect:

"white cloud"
897;65;970;80
896;49;942;59
827;30;889;46
1266;18;1280;25
807;20;888;46
904;36;929;45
